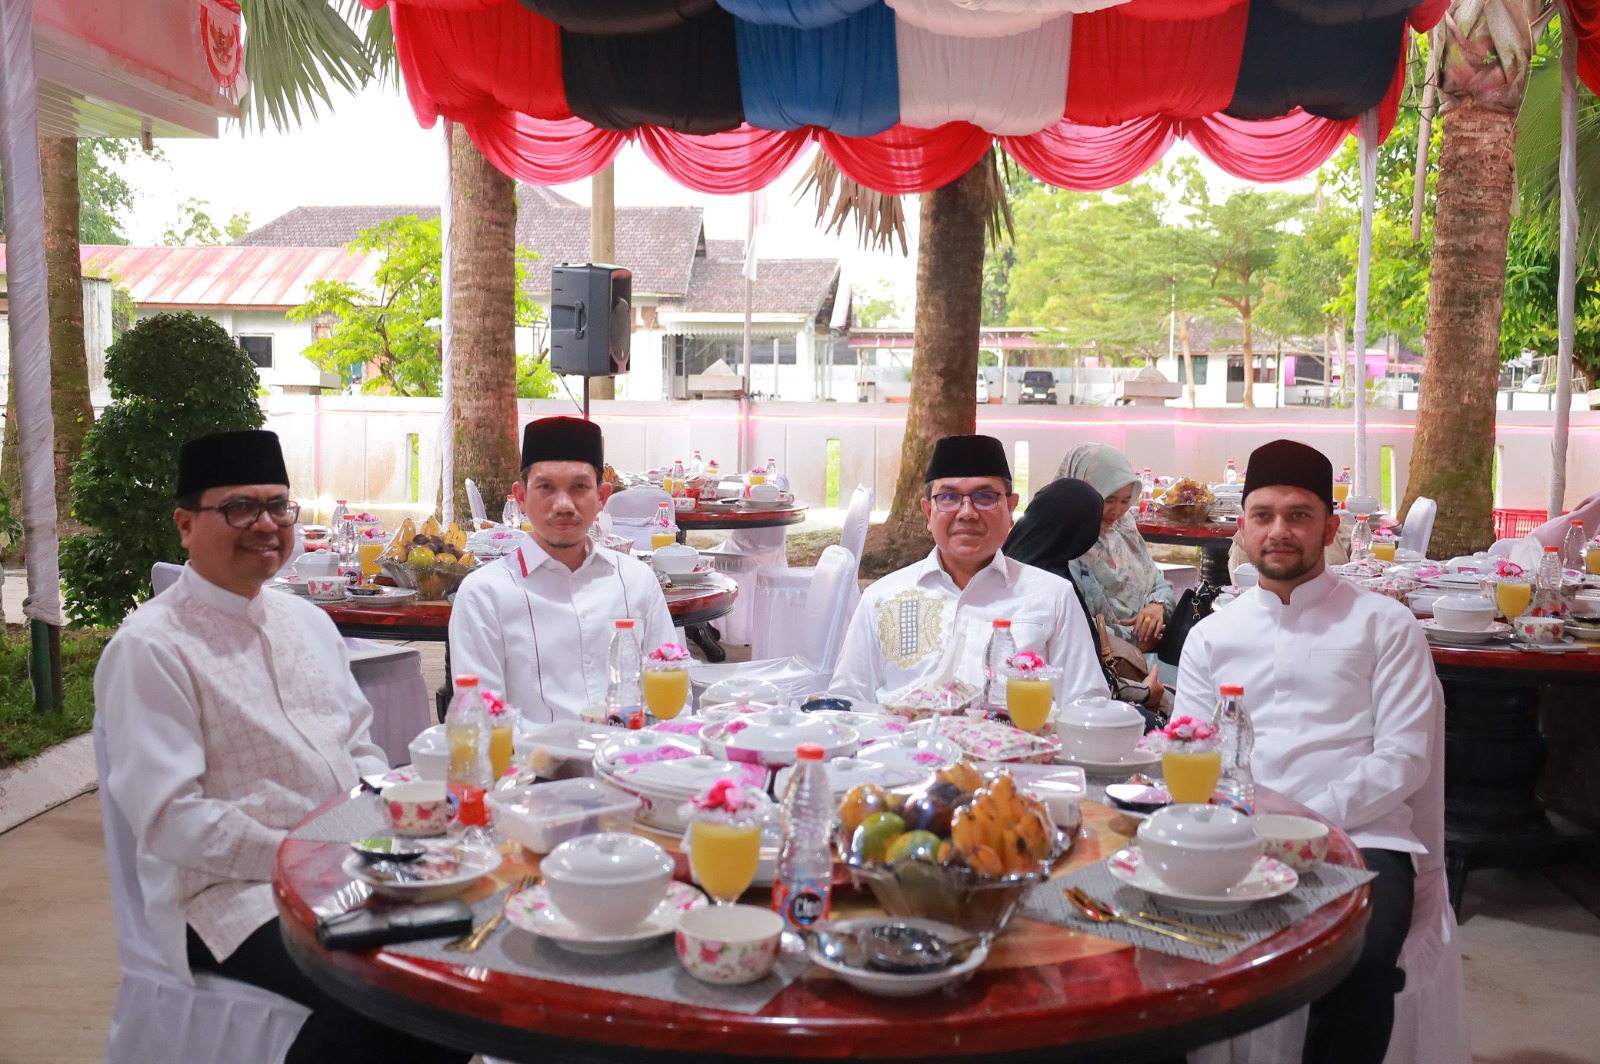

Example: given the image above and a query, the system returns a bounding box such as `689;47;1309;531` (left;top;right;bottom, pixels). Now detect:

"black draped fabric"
561;7;744;133
516;0;715;34
1268;0;1418;24
1226;2;1408;121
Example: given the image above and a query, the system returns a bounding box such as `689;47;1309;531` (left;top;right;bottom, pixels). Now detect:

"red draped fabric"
637;125;812;192
1117;0;1245;19
465;113;628;183
1407;0;1447;31
1001;116;1176;191
818;123;995;194
1064;5;1250;125
1566;1;1600;97
1184;111;1354;184
391;0;568;125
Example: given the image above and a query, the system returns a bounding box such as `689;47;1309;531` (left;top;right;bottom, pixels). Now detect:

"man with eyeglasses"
94;429;470;1062
830;434;1107;707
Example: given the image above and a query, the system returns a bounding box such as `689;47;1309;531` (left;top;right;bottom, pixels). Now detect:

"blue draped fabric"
736;3;900;135
562;7;745;133
1226;2;1407;121
716;0;878;28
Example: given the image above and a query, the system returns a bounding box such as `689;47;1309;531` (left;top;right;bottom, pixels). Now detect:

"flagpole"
440;121;455;525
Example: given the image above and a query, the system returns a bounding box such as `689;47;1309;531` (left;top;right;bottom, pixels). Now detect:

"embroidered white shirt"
447;534;675;722
1174;568;1444;862
95;564;389;978
828;548;1108;706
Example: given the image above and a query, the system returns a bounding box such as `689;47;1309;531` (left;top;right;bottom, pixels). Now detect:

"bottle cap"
336;499;347;504
1545;545;1559;552
992;618;1011;629
1219;684;1245;697
455;674;480;688
616;618;636;629
795;743;825;761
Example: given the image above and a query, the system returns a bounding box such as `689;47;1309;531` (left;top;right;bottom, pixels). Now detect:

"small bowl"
1136;804;1261;895
1513;615;1566;644
1406;588;1445;615
306;576;347;601
407;725;449;782
651;543;700;576
382;781;454;837
1054;696;1145;763
542;832;673;934
1252;814;1329;872
1432;593;1498;631
674;904;783;984
800;695;853;714
294;552;338;579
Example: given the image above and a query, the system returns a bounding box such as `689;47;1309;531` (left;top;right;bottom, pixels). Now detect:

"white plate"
806;917;990;997
739;499;792;511
308;592;353;606
504;880;706;954
1420;619;1510;645
342;843;501;902
1106;847;1298;914
1565;621;1600;643
268;576;309;595
1055;747;1162;777
665;569;720;587
344;587;418;607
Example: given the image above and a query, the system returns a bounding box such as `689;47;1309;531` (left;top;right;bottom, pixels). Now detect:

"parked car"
1020;370;1058;404
976;374;991;404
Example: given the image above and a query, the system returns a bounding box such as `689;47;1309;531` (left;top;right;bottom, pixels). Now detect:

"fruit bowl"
1156;502;1214;526
380;559;476;601
836;836;1063;936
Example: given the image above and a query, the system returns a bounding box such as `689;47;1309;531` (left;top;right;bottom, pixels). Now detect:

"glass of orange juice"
643;643;692;721
1332;482;1351;506
1586;545;1600;576
1003;656;1058;733
357;540;384;579
687;796;763;904
1371;539;1396;562
1157;716;1221;804
747;467;767;488
483;693;518;780
1495;578;1532;620
650;530;677;550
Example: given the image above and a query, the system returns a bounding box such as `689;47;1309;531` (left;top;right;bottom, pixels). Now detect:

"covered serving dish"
541;832;673;933
1136;804;1261;895
700;707;860;767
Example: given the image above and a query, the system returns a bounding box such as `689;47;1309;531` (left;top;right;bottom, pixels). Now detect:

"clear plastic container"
520;720;614;779
485;778;641;854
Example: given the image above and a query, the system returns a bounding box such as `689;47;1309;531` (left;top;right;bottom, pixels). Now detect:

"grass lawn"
0;626;111;768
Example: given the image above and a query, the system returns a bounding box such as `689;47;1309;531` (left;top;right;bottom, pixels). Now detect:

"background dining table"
275;788;1370;1064
1135;517;1236;586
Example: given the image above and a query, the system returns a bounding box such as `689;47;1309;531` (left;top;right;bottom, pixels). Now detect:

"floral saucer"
504;880;706;954
1055;747;1162;777
1107;847;1298;914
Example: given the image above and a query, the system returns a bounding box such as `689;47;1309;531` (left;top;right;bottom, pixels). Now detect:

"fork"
1069;890;1248;942
444;874;536;952
1063;888;1231;948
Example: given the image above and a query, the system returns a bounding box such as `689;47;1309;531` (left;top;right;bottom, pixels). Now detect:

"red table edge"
274;792;1370;1063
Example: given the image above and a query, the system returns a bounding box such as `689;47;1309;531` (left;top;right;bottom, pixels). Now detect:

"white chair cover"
150;561;184;597
1156;561;1199;596
344;638;432;766
465;478;488;525
895;13;1072;134
93;718;310;1064
750;485;871;659
1399;496;1437;559
605;486;675;549
1486;537;1518;558
691;545;857;705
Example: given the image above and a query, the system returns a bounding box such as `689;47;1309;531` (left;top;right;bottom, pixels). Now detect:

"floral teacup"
1253;814;1329;873
675;904;782;984
382;781;454;836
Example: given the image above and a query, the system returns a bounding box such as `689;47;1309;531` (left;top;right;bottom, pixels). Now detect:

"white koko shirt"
95;564;389;979
448;534;676;722
1174;568;1443;862
829;548;1108;706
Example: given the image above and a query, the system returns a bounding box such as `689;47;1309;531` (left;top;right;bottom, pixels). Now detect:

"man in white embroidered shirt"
1175;439;1441;1064
449;416;673;722
830;433;1106;707
95;429;468;1063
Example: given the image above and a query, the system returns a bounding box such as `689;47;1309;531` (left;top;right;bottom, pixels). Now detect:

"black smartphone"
316;900;474;951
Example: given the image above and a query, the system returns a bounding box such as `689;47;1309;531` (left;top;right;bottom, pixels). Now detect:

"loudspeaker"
550;264;631;376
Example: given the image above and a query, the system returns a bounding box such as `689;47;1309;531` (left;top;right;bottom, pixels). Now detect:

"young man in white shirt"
830;433;1106;707
449;416;674;721
95;429;468;1063
1176;439;1441;1064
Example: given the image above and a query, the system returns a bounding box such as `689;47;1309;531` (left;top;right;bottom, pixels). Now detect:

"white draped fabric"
888;0;1116;38
895;14;1073;134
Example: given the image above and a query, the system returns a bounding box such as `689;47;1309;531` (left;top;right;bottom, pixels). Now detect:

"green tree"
0;136;137;244
160;197;252;246
59;314;265;626
851;281;900;328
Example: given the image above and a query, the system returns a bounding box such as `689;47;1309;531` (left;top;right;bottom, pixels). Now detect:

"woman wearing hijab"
1053;443;1177;659
1005;478;1167;720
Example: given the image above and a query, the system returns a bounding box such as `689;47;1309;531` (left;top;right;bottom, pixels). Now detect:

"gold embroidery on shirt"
875;590;945;670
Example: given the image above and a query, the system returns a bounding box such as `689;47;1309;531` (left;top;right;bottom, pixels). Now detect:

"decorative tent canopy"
366;0;1451;193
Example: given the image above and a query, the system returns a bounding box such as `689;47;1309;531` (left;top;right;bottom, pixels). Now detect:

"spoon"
815;923;986;973
1066;888;1246;941
1062;888;1229;948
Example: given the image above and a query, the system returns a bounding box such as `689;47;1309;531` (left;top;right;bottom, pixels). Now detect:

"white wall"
133;307;330;391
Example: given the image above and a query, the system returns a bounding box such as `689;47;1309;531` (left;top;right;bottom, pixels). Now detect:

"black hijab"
1004;478;1105;579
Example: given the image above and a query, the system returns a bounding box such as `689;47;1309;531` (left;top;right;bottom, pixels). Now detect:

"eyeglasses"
194;498;301;529
931;490;1004;513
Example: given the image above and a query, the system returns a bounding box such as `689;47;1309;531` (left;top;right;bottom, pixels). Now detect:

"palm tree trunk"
41;135;94;527
864;157;988;573
448;136;519;521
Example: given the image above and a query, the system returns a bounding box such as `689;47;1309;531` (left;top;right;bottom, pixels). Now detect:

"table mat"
1020;856;1375;964
389;886;811;1015
289;792;389;842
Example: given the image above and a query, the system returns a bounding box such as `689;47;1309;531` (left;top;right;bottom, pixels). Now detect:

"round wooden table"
1135;518;1235;585
1427;639;1600;910
275;790;1369;1064
674;502;808;540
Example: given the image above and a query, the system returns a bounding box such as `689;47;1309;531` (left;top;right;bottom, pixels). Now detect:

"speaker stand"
582;376;591;420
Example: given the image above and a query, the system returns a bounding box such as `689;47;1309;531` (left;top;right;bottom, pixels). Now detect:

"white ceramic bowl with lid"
1432;593;1498;631
1054;696;1145;762
702;708;860;766
541;832;674;933
699;676;784;717
651;543;700;576
1136;804;1262;895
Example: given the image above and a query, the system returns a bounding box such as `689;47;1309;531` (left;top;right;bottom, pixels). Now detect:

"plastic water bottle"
330;499;348;532
502;494;522;528
670;459;691;512
773;742;835;938
651;501;677;547
1561;521;1586;571
688;450;704;478
982;619;1016;713
336;515;360;585
765;456;780;481
1139;468;1155;516
1212;684;1255;812
1222;459;1239;485
605;619;643;727
1531;545;1567;618
446;674;493;814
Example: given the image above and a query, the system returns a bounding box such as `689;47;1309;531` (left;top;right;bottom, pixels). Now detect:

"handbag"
1155;588;1211;666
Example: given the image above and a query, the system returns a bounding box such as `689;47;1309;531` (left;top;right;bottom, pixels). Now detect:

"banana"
444;522;467;551
967;844;1005;877
950;806;987;856
420;516;440;537
1014;806;1055;861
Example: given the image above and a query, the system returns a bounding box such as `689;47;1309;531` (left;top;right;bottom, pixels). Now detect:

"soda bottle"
502;494;522;528
1561;521;1586;571
1531;545;1568;618
982;619;1016;714
446;675;492;820
773;742;834;939
1223;459;1239;485
605;619;644;728
1212;684;1255;811
670;459;691;512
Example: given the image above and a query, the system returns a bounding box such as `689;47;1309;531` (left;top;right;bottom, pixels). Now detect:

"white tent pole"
0;0;63;637
1550;7;1578;520
440;120;455;525
739;192;755;472
1352;109;1377;498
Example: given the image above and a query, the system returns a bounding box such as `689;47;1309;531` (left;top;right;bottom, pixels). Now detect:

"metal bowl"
379;559;476;601
1157;502;1214;526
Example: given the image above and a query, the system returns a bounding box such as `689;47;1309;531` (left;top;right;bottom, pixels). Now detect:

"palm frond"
794;153;908;255
239;0;387;133
1515;57;1600;266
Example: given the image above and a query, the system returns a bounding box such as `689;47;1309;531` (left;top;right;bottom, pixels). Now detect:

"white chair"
150;561;184;596
464;478;488;525
1487;537;1518;558
344;638;433;766
1399;496;1437;558
1156;561;1199;596
749;485;871;659
604;486;674;549
690;545;857;705
1382;864;1471;1064
94;718;311;1064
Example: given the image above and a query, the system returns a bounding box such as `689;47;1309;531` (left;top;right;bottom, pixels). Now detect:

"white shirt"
448;534;676;722
95;564;389;979
829;548;1108;706
1175;568;1443;862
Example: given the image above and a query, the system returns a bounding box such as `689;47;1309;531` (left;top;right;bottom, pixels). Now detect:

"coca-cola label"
773;877;830;928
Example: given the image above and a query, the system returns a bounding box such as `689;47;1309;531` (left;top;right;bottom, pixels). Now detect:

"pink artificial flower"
691;778;754;813
1161;715;1217;744
1494;559;1526;579
1372;527;1396;540
649;642;692;663
1007;650;1047;673
480;691;514;720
